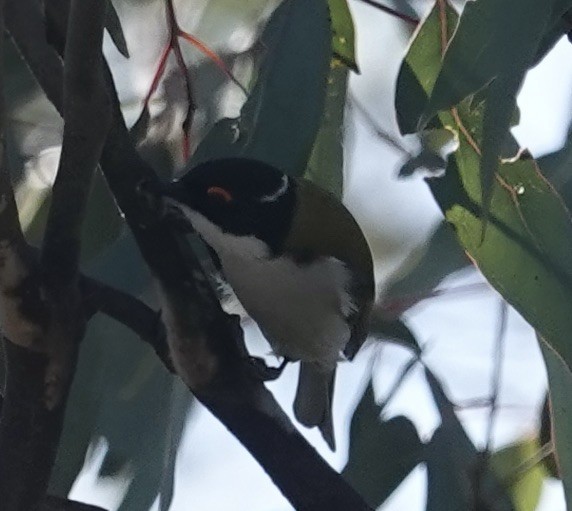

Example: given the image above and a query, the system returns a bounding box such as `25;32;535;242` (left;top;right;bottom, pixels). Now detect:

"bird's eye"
207;186;233;203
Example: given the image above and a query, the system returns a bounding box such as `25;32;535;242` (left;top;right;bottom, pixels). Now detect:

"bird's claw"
246;356;289;382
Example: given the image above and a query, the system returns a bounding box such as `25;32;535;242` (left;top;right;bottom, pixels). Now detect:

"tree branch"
41;0;110;287
0;0;110;508
41;494;108;511
8;2;374;508
80;276;172;369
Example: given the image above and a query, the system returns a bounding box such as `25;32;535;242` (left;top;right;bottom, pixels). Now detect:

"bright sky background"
71;3;572;510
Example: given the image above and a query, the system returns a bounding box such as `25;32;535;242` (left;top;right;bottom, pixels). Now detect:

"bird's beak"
163;179;189;203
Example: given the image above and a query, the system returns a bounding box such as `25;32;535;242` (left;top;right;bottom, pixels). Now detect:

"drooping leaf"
424;368;514;511
116;377;191;511
304;60;348;198
421;1;558;120
328;0;358;72
342;384;424;508
538;126;572;209
540;341;572;510
105;0;129;58
490;438;547;511
50;234;192;507
395;4;458;135
368;315;420;353
539;394;559;478
398;0;572;444
430;147;572;374
190;0;331;178
419;0;572;228
398;127;458;177
383;221;469;309
158;382;191;511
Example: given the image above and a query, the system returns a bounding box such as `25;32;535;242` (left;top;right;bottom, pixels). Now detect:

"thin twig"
436;0;448;55
484;300;508;454
355;0;419;25
138;0;246;158
165;0;195;159
350;95;412;156
80;277;172;370
500;441;554;488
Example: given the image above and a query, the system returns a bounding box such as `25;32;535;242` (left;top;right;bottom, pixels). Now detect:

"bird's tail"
293;362;336;450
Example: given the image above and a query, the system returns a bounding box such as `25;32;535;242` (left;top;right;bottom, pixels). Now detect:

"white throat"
174;202;270;260
168;199;356;366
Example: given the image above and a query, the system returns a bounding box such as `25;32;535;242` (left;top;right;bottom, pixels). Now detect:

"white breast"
180;207;355;368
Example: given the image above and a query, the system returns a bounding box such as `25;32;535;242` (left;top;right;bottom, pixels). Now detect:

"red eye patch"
207;186;233;202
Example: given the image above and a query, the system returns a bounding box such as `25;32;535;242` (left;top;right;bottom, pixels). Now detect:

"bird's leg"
247;356;290;382
224;313;290;381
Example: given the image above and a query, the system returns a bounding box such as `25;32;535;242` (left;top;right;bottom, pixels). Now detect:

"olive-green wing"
284;178;375;359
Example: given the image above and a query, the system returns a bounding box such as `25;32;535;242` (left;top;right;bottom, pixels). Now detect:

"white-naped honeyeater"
162;158;374;450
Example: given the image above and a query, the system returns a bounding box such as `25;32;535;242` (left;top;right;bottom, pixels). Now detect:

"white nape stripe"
259;174;289;203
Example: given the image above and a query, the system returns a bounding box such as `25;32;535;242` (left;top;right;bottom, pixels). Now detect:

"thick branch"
0;0;109;508
5;0;64;110
41;0;110;287
80;276;171;368
11;3;374;509
0;340;74;510
41;495;108;511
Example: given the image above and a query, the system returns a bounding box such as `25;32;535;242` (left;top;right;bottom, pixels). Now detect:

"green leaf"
50;235;192;506
424;368;515;511
399;1;572;442
538;126;572;209
368;315;420;353
23;170;124;262
540;341;572;510
328;0;358;72
395;4;458;135
342;384;424;508
105;0;129;58
490;438;547;511
419;0;572;228
191;0;331;178
304;60;348;198
383;221;469;308
430;148;572;376
422;1;554;120
539;394;559;478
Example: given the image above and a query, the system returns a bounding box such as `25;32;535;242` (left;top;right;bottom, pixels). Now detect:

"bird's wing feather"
283;179;374;358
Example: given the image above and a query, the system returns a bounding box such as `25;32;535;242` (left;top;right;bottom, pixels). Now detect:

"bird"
161;157;374;449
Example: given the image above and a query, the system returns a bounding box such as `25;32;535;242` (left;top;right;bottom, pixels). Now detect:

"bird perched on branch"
162;157;374;450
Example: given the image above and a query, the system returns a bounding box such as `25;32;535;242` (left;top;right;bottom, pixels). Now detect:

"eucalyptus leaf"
50;234;192;508
105;0;129;58
342;384;424;508
368;315;420;353
424;368;514;511
537;126;572;206
304;60;348;198
395;4;458;135
398;0;572;423
328;0;358;72
419;0;572;226
190;0;331;177
490;438;547;511
540;341;572;510
383;221;469;308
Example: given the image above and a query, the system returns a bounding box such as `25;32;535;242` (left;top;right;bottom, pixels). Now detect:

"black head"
165;158;297;254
